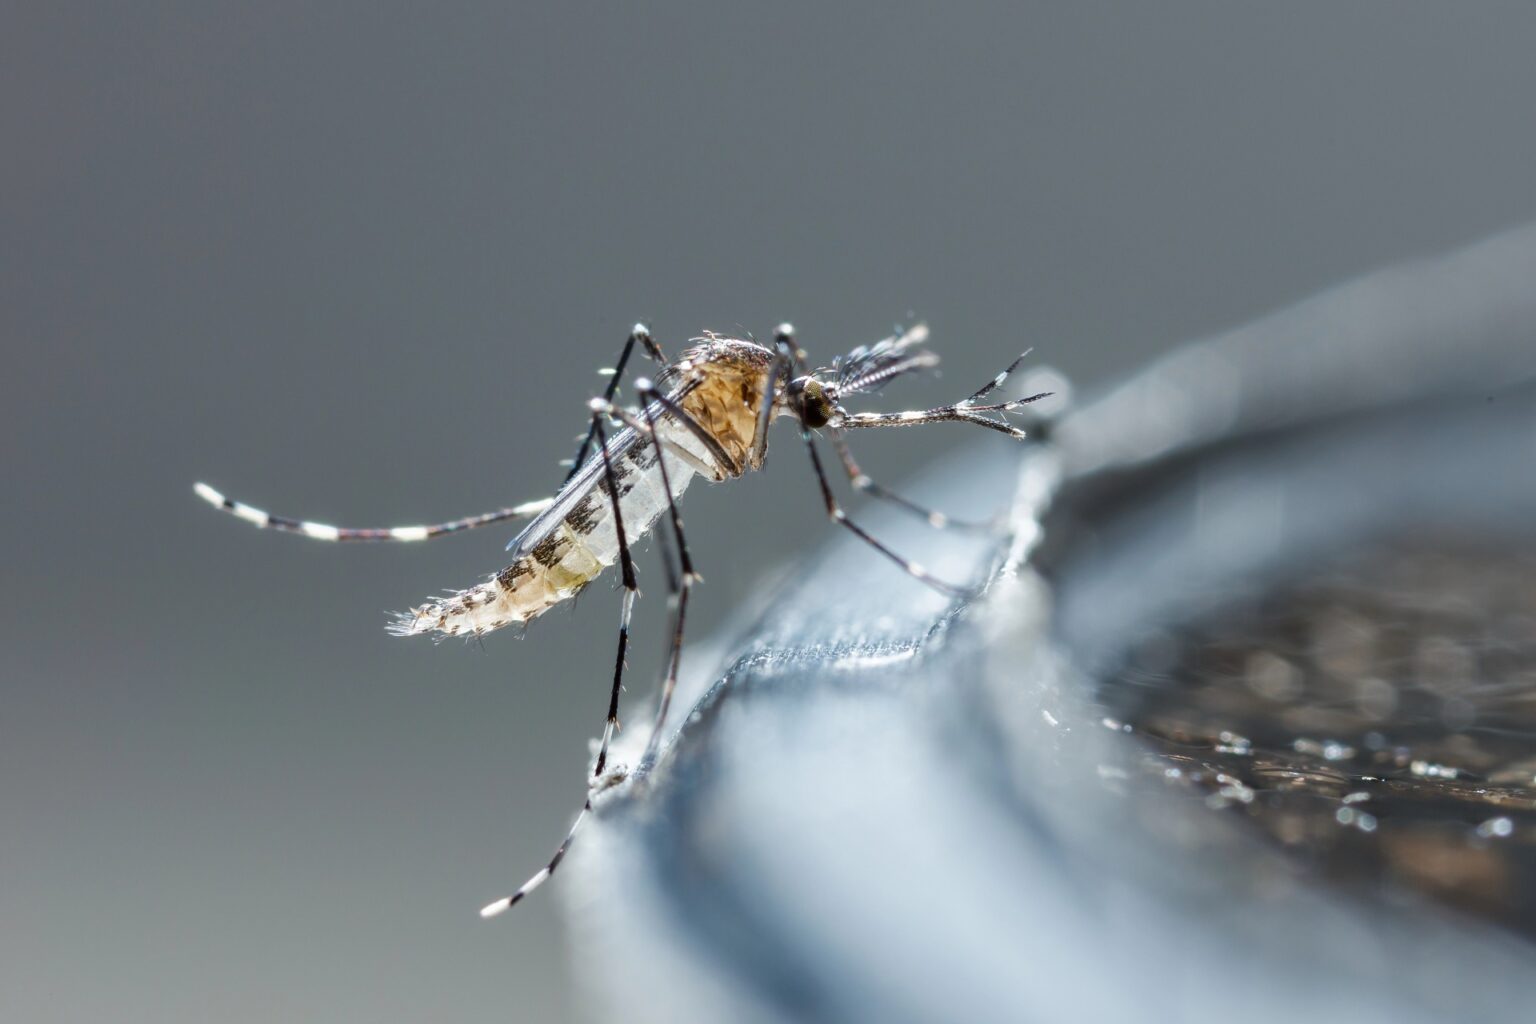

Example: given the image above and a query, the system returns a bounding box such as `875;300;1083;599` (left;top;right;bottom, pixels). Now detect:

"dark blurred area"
1109;542;1536;931
5;4;1536;1022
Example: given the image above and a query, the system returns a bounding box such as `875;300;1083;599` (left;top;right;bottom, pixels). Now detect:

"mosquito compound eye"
793;377;832;429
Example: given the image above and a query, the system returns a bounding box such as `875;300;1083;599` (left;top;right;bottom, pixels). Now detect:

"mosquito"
194;322;1050;916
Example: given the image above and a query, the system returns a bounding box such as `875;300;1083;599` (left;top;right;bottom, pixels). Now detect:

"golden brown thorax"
673;340;775;476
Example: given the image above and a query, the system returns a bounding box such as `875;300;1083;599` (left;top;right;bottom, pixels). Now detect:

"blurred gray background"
5;4;1536;1021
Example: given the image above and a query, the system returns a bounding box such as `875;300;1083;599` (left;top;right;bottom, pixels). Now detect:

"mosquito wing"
506;373;711;556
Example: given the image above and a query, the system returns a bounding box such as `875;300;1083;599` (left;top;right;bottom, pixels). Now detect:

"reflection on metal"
570;224;1536;1024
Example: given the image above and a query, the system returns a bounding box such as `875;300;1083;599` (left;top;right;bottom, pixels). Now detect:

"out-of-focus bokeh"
5;5;1536;1021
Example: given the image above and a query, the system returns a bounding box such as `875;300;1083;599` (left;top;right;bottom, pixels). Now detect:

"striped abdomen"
389;425;701;637
389;337;774;639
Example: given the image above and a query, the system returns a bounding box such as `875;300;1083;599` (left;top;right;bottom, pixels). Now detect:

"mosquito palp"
195;320;1055;915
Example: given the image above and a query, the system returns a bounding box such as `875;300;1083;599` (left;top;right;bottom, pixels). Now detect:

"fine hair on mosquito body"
194;321;1052;917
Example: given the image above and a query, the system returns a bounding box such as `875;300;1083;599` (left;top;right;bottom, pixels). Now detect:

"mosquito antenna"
838;349;940;395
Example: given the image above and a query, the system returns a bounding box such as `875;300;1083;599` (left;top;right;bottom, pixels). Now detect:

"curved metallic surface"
564;224;1536;1023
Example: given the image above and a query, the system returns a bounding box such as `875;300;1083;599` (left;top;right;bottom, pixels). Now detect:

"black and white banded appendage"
479;764;630;919
835;352;1050;441
193;482;553;543
826;429;998;534
799;428;975;599
562;323;668;486
590;387;702;767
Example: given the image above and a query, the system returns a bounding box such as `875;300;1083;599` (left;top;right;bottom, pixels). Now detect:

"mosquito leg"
799;428;972;598
645;522;685;757
634;388;740;478
193;482;552;542
748;323;801;469
634;379;699;766
591;411;639;780
563;323;667;485
644;555;690;768
824;429;997;533
478;763;629;918
835;351;1052;440
652;507;681;597
479;405;640;918
586;388;705;765
836;394;1051;438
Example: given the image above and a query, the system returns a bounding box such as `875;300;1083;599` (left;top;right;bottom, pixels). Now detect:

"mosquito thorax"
787;375;835;429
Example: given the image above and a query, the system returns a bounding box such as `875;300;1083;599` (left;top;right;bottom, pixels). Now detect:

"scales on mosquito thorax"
195;321;1053;916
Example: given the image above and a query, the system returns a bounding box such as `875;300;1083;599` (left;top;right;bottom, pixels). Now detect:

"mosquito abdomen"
387;537;600;637
390;438;700;638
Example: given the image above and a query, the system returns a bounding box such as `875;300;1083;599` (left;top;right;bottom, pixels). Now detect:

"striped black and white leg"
635;380;700;766
776;326;971;594
825;429;996;533
585;389;705;766
193;481;552;542
799;428;973;598
652;504;682;596
835;352;1052;440
591;410;640;781
479;766;628;919
747;323;801;468
628;386;741;477
480;410;642;919
562;323;667;485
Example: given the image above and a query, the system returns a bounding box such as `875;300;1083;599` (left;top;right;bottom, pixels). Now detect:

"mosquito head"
786;374;838;429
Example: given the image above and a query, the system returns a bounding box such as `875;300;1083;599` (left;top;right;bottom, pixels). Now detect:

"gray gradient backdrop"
6;4;1536;1021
